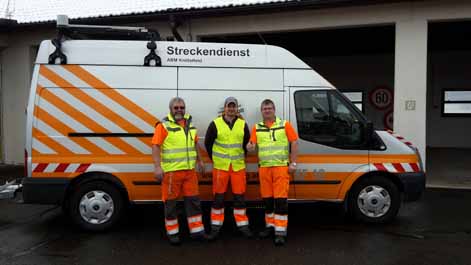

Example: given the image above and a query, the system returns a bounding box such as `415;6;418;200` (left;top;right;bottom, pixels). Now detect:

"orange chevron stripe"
40;66;142;132
64;65;159;127
32;148;41;156
34;106;108;155
37;85;142;155
137;137;152;147
32;128;74;155
40;66;151;149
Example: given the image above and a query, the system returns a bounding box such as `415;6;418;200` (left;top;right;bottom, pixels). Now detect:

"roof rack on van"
49;15;161;66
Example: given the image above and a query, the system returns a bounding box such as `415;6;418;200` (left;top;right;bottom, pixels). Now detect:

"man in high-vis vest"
247;99;298;246
204;97;253;240
152;97;206;245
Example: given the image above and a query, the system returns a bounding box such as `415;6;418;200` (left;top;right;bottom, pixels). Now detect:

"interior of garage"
427;21;471;188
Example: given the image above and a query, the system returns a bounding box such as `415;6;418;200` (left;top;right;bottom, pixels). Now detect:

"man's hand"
154;166;163;183
246;142;256;152
288;162;297;173
197;160;205;174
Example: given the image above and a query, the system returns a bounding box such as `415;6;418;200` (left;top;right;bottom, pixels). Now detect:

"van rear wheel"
69;181;125;231
348;176;400;223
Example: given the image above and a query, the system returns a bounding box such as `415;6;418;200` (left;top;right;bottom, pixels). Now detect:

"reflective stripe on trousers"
274;214;288;236
165;218;179;235
188;214;204;234
211;207;224;226
234;208;249;227
265;213;275;228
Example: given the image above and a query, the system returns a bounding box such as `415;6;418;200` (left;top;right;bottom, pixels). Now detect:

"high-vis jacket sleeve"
243;123;250;154
204;121;217;160
151;123;168;145
284;121;299;142
249;125;257;144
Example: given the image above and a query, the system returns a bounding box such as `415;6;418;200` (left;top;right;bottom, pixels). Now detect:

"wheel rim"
79;190;114;224
357;185;391;218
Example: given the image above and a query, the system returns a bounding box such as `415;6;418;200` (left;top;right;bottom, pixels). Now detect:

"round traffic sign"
384;110;393;130
369;87;393;110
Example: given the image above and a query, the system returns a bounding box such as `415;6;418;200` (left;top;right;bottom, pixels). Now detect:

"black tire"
69;181;125;231
348;176;400;224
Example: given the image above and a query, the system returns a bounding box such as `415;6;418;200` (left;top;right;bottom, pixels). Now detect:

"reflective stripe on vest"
256;117;289;167
212;116;246;171
161;113;197;172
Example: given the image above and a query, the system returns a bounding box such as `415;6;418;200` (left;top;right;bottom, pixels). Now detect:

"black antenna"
169;15;184;42
257;32;267;45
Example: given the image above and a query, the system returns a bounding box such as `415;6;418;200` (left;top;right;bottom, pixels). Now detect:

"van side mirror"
366;121;374;146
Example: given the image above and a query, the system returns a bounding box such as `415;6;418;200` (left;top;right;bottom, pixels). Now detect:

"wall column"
394;18;428;164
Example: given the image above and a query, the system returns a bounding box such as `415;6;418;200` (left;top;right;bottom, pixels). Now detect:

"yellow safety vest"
212;116;246;171
161;113;197;172
256;117;289;167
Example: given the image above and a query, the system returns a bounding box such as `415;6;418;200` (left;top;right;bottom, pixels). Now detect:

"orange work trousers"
258;166;290;198
212;165;246;195
161;169;199;201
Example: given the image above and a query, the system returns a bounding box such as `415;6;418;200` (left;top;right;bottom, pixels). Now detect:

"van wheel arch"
348;171;404;195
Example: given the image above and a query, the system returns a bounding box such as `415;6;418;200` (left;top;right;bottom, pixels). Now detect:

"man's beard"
174;113;184;120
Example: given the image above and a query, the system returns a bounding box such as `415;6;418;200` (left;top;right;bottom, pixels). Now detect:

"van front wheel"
348;176;400;223
69;181;124;231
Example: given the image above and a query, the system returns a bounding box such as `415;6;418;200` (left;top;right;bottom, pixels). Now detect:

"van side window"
294;90;366;149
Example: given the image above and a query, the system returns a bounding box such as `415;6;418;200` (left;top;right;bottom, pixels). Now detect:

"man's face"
261;103;275;120
224;102;237;117
171;102;186;121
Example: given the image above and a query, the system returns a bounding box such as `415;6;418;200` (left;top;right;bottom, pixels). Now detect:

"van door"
289;87;369;200
177;67;293;201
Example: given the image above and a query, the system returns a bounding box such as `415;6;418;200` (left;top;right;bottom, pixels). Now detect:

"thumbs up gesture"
246;142;256;152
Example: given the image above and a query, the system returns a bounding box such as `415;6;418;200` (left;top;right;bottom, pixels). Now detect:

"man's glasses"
173;106;185;110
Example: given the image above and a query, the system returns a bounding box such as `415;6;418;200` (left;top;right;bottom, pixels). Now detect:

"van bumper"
22;177;70;205
397;172;426;202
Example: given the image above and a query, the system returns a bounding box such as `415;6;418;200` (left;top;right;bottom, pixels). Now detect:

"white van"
21;20;425;231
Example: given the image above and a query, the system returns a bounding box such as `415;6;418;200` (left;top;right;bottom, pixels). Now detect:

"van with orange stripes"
22;19;425;231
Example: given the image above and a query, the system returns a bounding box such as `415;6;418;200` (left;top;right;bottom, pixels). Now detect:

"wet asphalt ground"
1;167;471;265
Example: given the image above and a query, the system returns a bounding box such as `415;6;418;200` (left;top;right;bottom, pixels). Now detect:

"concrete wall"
0;29;55;164
427;51;471;148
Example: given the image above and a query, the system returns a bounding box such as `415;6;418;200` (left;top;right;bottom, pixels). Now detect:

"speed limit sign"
384;110;394;130
369;87;393;110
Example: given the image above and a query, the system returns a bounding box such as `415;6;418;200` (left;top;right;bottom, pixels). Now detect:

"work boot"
239;226;254;239
258;227;274;239
168;234;181;246
190;232;208;242
273;235;286;246
207;230;220;241
207;225;221;241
